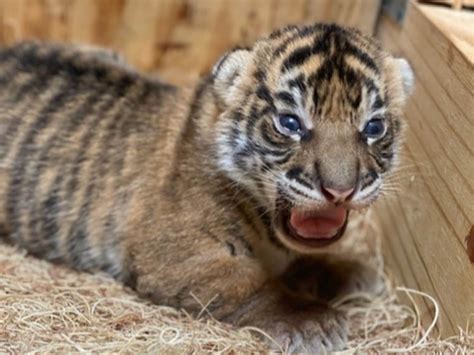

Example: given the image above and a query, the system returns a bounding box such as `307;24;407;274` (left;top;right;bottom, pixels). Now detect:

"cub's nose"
321;185;355;202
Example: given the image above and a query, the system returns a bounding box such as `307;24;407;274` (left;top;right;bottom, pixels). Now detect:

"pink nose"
321;186;355;202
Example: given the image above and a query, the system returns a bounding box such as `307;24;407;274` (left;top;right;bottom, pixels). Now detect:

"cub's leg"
282;256;384;303
129;239;348;353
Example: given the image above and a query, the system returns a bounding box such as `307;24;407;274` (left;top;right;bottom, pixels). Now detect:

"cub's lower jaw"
280;212;349;249
274;200;351;252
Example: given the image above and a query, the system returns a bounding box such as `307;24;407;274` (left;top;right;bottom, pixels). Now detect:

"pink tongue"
290;207;347;239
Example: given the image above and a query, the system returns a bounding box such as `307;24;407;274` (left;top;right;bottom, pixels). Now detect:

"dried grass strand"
0;212;472;353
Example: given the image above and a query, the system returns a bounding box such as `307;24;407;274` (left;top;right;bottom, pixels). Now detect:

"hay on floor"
0;212;472;353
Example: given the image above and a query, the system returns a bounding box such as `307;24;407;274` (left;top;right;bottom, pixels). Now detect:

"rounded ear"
212;49;252;106
395;57;415;97
384;56;415;105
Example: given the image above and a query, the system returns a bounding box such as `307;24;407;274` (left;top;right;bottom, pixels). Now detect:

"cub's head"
211;24;414;254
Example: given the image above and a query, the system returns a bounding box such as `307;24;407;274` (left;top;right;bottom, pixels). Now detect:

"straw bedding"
1;212;472;353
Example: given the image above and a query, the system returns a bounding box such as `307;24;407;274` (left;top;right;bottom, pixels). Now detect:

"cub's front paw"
284;257;385;303
256;306;348;353
328;259;385;300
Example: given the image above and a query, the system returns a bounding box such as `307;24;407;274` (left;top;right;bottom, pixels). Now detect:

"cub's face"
213;24;414;254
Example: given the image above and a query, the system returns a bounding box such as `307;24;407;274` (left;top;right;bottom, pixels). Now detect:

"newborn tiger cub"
0;24;413;352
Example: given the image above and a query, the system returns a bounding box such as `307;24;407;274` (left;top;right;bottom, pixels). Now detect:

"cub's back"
0;42;178;277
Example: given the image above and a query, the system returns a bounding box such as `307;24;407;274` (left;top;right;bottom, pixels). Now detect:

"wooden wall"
377;1;474;337
0;0;380;84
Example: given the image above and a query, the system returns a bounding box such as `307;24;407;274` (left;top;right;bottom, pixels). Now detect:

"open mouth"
278;204;350;248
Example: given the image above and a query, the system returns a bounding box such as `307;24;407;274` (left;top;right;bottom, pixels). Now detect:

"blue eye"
279;115;302;133
363;118;385;138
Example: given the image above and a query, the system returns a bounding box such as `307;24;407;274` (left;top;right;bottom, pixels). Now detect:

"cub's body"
0;24;412;352
0;44;181;277
0;42;289;319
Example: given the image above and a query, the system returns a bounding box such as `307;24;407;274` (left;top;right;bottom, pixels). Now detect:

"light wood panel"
0;0;380;84
377;1;474;337
422;0;474;9
419;4;474;61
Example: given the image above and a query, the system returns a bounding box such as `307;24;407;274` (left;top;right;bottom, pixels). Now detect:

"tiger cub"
0;24;413;352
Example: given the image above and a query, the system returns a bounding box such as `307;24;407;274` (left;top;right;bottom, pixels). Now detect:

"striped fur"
0;24;413;352
0;42;176;278
213;24;412;254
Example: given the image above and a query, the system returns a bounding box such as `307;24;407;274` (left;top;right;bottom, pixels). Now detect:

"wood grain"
422;0;474;9
377;1;474;337
0;0;380;84
419;4;474;62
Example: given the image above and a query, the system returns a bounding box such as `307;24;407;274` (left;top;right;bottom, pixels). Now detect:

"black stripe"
255;203;287;251
261;123;285;148
281;45;313;71
344;42;379;73
69;84;150;269
40;82;130;260
255;84;274;107
62;78;135;265
68;226;89;268
286;167;314;190
0;61;19;87
254;68;266;81
39;186;61;259
307;59;334;87
372;95;384;110
380;150;394;160
38;108;105;259
272;25;318;58
175;77;209;149
63;85;129;202
369;152;386;171
101;211;120;276
245;101;260;138
286;166;303;180
225;222;253;255
253;140;288;157
289;185;312;199
360;170;378;191
246;104;275;142
281;32;330;73
26;88;102;242
341;65;359;86
287;74;307;93
0;42;38;85
271;151;294;165
275;91;297;107
66;111;122;269
295;176;315;191
364;77;380;95
231;110;245;122
0;72;57;161
6;81;71;244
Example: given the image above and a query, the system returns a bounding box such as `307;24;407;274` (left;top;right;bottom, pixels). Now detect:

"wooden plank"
0;0;381;77
406;2;474;95
0;0;26;43
377;4;474;336
419;4;474;61
379;8;474;214
402;6;473;122
421;0;474;8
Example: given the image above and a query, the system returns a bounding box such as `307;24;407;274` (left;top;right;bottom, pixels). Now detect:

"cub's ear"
384;56;415;104
395;57;414;97
212;48;252;106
